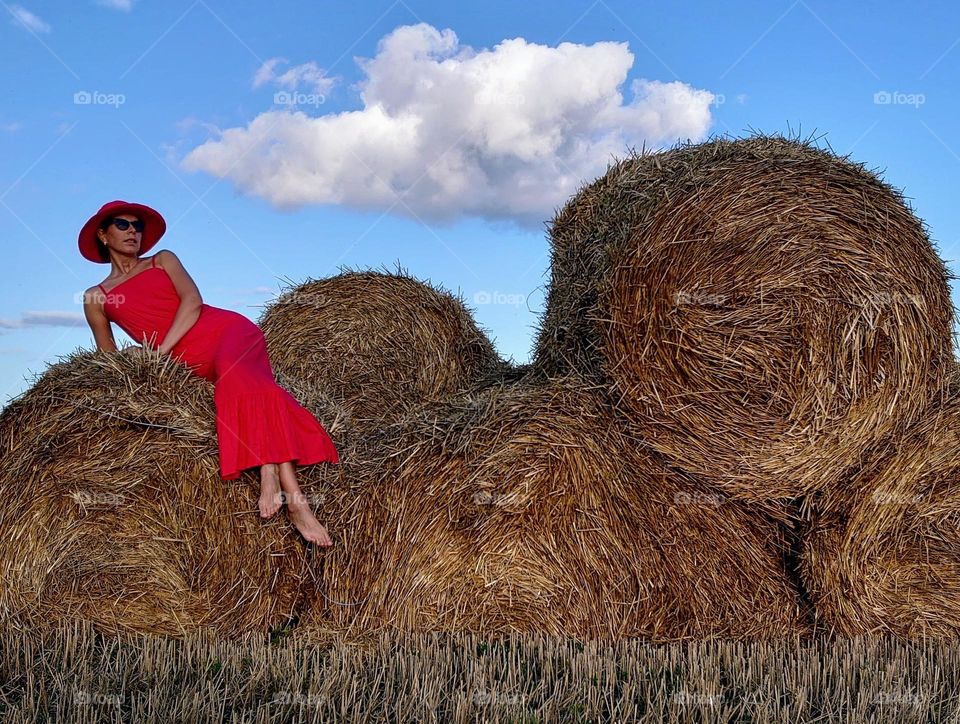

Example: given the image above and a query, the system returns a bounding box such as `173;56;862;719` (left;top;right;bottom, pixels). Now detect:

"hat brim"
78;202;166;263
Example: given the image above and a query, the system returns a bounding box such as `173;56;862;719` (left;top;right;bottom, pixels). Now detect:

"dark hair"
96;218;113;262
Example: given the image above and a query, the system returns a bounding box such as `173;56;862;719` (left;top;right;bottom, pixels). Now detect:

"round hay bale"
532;132;956;500
303;377;809;642
800;369;960;638
258;268;509;438
0;346;343;639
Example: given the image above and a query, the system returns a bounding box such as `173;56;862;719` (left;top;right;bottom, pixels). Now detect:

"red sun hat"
78;200;166;263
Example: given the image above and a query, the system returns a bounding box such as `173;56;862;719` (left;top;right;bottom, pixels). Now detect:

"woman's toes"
258;467;282;518
287;504;333;546
258;491;281;518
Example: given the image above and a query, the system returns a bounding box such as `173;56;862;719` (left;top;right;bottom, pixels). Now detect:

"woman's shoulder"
83;283;104;304
151;249;184;268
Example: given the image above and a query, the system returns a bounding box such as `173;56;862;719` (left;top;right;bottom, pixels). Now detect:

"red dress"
99;254;339;480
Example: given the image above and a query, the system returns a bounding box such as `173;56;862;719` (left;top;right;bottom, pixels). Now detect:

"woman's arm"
83;288;118;352
154;250;203;355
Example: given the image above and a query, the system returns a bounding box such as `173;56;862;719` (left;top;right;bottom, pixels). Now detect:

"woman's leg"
259;463;282;518
278;461;333;546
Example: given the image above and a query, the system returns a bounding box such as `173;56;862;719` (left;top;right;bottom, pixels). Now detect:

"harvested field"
0;621;954;721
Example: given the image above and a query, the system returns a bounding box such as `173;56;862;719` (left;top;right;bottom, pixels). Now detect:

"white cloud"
96;0;134;9
182;22;716;227
9;5;51;33
252;57;336;96
0;121;23;132
0;311;86;329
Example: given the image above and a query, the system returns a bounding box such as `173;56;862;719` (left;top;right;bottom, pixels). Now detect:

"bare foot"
258;463;282;518
287;502;333;547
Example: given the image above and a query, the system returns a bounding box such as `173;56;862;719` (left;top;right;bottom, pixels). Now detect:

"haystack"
0;346;344;638
800;366;960;638
259;268;511;438
532;132;956;500
303;376;809;642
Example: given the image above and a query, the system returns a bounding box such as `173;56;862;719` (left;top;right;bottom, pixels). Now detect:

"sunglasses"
108;218;145;232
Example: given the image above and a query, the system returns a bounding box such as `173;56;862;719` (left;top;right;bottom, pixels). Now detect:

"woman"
80;200;338;547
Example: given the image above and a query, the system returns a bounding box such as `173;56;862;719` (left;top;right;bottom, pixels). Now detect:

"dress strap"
151;255;157;268
97;283;106;294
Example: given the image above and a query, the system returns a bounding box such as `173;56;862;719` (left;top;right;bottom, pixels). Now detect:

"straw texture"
259;269;510;438
532;133;956;501
305;376;809;642
800;367;960;637
4;131;956;643
0;346;343;638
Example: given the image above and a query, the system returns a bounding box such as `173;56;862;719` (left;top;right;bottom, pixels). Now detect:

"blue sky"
3;0;960;406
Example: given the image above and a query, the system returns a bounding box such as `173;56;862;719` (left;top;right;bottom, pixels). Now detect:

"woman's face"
97;213;142;258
